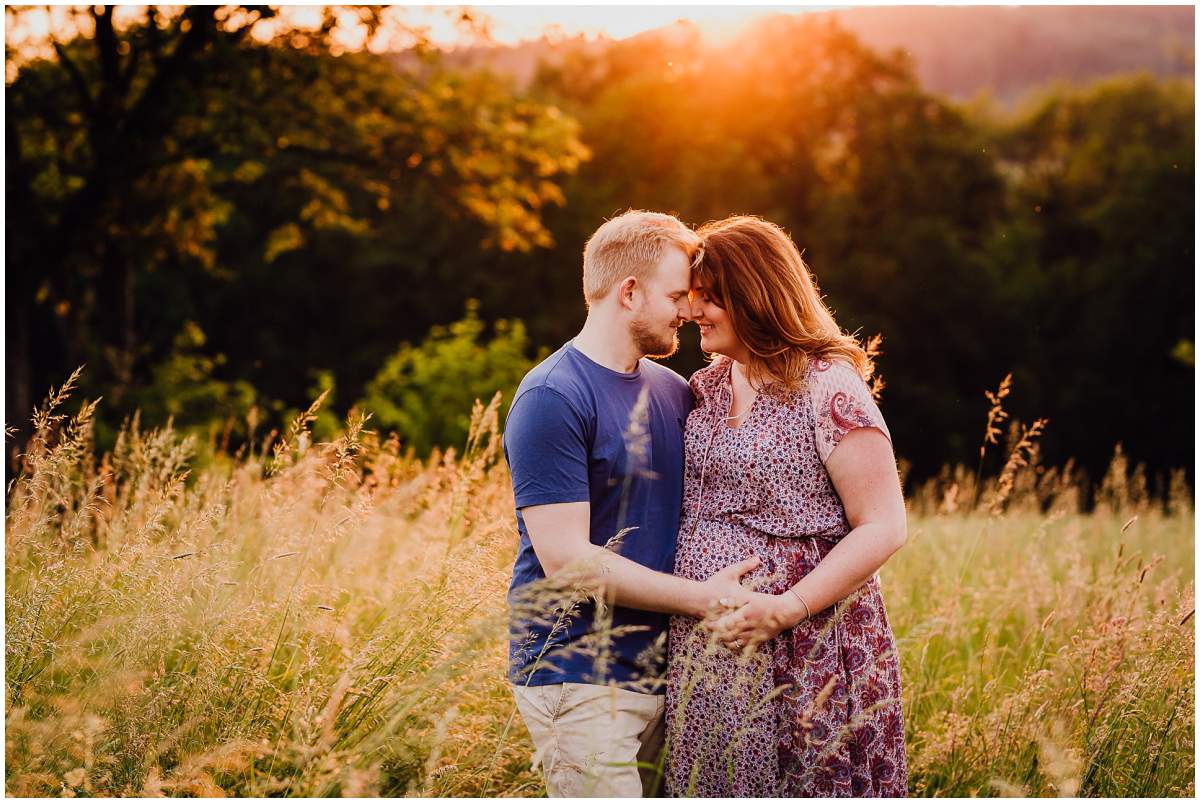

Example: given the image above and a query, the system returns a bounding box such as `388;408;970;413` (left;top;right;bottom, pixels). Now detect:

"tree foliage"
6;5;585;444
359;300;539;456
522;18;1193;482
5;9;1193;484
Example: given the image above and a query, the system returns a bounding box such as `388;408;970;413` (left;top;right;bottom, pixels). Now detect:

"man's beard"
631;315;680;359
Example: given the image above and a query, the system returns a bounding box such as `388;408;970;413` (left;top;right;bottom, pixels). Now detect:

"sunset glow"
409;6;836;48
6;5;838;65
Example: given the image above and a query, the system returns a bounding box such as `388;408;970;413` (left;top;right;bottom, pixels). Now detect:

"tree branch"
119;5;218;143
146;5;163;64
92;6;120;91
48;36;95;119
118;39;141;98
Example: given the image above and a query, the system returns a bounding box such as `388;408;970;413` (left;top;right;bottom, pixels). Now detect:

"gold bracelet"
788;587;812;621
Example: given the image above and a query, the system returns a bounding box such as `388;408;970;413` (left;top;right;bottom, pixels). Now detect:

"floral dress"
665;356;908;797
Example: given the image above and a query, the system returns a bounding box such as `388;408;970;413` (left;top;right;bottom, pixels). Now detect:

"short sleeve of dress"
807;358;891;464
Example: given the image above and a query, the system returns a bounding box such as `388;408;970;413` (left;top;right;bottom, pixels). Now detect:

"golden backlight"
6;5;837;66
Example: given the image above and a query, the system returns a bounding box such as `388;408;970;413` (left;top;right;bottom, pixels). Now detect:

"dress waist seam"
686;514;846;543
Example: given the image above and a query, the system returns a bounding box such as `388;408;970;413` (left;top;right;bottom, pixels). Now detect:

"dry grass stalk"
4;368;1193;797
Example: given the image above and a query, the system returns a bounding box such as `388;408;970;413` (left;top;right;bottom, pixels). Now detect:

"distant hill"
829;5;1194;104
409;5;1194;106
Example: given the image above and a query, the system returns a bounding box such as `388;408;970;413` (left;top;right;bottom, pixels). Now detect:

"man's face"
630;246;692;359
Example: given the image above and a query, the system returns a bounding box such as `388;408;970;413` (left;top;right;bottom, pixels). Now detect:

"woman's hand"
708;591;807;652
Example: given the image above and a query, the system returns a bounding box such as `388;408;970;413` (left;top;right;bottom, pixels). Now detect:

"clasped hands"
697;555;810;655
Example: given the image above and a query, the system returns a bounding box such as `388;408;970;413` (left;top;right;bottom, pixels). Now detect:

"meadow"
5;372;1194;797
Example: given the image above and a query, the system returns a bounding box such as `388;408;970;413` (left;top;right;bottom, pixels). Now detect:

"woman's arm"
712;426;907;648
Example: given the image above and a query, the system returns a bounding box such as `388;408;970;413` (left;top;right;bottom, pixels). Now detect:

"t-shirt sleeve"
503;385;592;509
807;360;892;464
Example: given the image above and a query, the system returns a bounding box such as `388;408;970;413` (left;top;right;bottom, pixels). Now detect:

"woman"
664;216;908;797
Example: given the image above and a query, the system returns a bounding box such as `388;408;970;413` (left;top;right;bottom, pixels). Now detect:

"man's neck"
573;312;642;373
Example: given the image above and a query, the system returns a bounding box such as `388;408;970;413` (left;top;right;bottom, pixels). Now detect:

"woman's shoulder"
687;356;730;401
803;354;890;461
805;355;867;384
803;355;877;409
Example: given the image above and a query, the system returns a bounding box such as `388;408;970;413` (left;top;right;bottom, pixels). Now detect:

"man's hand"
708;590;806;653
693;555;762;619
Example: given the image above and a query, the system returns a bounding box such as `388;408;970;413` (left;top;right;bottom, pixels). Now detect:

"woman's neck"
731;357;776;391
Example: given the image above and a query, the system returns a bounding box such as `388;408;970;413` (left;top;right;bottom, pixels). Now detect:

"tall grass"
5;372;1194;796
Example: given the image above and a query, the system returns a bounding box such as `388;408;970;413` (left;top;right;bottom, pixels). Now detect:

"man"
503;210;760;797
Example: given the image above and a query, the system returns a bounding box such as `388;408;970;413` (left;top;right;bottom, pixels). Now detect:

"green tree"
6;5;586;448
132;320;258;434
359;301;541;456
986;75;1194;477
528;18;1191;483
528;16;1009;473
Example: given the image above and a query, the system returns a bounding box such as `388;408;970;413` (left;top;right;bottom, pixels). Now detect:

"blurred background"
5;5;1195;494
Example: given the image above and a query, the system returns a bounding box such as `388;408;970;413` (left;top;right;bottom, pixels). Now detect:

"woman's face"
689;280;748;361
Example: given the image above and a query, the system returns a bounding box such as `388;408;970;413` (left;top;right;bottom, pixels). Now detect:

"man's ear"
617;275;638;310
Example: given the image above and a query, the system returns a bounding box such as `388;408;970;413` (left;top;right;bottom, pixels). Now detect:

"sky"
5;5;843;62
406;6;841;48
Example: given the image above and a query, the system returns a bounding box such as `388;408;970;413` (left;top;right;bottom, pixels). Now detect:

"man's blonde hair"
582;210;702;305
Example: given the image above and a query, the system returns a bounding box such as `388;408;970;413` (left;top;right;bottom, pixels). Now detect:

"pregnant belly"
674;517;776;588
676;516;828;596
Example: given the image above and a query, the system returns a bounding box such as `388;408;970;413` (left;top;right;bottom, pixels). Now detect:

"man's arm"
505;384;756;618
523;501;759;618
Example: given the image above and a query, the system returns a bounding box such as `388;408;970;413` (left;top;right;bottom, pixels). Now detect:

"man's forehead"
655;247;691;280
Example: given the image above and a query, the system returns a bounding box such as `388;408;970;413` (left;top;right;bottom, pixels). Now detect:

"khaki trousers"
511;681;666;797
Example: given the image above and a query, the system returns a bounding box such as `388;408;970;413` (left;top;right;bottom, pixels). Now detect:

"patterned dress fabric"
665;355;908;797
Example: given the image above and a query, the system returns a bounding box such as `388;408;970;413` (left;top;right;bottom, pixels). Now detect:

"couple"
503;211;908;797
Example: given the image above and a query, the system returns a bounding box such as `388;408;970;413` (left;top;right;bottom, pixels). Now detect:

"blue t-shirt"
504;340;693;689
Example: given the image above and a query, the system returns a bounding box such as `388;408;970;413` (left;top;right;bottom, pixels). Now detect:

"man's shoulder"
512;344;593;411
641;358;689;389
640;359;693;409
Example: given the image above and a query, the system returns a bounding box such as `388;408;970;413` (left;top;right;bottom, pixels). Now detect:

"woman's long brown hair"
694;215;872;396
